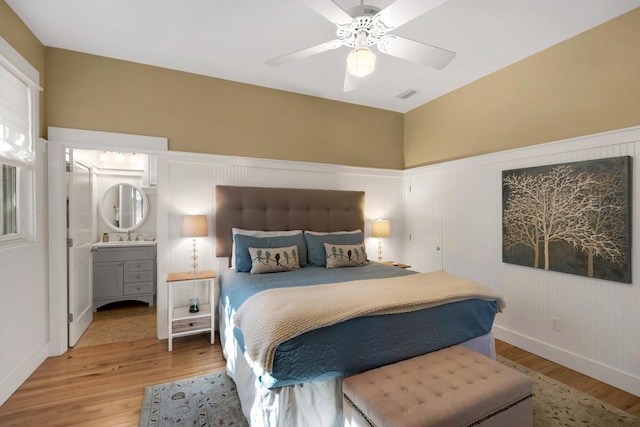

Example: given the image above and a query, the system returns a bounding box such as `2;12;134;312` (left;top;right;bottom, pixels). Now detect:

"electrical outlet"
552;317;560;331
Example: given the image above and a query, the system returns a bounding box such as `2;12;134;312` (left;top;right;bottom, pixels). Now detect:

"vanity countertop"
93;240;157;248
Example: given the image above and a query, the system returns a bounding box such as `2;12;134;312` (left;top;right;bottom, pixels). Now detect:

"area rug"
140;369;247;426
140;362;640;427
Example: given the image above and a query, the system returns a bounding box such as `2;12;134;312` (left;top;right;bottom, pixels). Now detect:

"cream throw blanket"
233;271;505;374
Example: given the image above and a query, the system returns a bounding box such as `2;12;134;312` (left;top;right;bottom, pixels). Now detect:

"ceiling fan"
266;0;456;92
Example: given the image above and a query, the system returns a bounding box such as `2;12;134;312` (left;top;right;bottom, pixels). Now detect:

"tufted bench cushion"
342;345;533;427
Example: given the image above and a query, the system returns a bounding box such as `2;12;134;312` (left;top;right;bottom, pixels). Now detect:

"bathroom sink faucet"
126;230;131;241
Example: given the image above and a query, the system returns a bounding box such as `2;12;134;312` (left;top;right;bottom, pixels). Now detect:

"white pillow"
231;228;303;268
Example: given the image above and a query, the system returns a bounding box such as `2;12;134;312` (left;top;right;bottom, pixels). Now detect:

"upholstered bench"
342;345;533;427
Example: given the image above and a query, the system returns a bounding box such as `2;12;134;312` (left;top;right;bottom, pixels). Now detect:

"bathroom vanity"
92;241;157;311
92;182;156;311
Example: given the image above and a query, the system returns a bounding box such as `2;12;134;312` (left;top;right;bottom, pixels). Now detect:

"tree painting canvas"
502;156;631;283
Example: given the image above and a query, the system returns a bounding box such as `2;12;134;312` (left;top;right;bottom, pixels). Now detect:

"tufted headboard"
215;185;365;261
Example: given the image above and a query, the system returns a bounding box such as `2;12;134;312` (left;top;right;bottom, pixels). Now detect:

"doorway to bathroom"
47;127;168;355
68;148;158;347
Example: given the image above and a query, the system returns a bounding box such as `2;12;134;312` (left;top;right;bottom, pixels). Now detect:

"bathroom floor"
75;301;157;348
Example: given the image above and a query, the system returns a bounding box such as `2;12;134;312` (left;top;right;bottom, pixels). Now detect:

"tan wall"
44;48;405;169
404;8;640;168
0;1;45;137
6;2;638;169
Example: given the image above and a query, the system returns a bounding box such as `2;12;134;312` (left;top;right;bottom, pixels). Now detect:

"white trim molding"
48;127;168;153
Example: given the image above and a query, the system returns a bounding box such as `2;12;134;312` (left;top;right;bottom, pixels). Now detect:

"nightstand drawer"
124;282;154;295
124;270;153;283
172;316;211;334
124;260;154;272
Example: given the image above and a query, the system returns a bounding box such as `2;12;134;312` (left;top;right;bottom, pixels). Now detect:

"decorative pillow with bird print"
248;245;301;274
324;243;369;268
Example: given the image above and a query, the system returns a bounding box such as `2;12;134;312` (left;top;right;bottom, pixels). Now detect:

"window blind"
0;63;33;168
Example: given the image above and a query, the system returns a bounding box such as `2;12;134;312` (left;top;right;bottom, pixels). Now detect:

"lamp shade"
347;47;376;78
181;215;208;238
371;219;390;238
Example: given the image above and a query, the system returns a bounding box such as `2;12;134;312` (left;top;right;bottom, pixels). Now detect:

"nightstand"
167;270;216;351
383;261;411;269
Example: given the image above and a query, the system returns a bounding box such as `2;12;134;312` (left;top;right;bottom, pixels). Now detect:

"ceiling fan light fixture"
347;47;376;78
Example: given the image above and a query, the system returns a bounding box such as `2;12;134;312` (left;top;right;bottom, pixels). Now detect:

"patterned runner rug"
140;361;640;426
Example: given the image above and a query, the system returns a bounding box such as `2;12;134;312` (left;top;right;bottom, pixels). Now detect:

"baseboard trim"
493;326;640;397
0;342;48;406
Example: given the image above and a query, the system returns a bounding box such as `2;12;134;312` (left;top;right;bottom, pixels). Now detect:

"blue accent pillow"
304;231;364;266
235;233;307;272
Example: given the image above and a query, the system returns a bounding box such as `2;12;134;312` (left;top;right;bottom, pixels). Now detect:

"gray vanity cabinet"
92;245;156;311
93;261;123;300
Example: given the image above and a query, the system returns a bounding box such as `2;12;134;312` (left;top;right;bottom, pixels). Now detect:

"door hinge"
67;238;73;248
68;313;73;323
66;161;72;172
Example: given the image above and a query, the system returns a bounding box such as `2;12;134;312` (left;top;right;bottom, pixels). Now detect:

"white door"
405;172;443;273
68;154;94;347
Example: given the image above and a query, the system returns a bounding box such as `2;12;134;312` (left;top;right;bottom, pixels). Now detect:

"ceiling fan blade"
343;65;359;92
301;0;354;26
266;40;343;67
375;0;449;29
378;35;455;70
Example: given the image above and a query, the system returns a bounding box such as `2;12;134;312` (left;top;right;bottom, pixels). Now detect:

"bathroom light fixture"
181;214;208;275
99;151;109;161
371;219;390;262
115;152;124;162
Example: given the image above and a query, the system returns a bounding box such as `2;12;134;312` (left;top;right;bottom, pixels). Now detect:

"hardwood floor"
0;305;638;426
0;333;225;427
0;304;225;427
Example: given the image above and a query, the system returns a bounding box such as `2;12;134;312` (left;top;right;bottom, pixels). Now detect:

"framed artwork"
502;156;631;283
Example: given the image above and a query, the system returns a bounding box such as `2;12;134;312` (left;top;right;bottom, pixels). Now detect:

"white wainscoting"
155;152;405;340
405;126;640;396
0;243;49;405
0;137;49;406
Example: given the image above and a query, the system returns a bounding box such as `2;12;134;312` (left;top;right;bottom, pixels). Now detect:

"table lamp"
181;214;208;275
371;219;390;262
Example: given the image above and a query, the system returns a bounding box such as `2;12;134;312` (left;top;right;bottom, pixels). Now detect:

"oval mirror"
99;183;149;232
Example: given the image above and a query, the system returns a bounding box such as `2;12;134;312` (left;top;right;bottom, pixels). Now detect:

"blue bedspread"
220;263;499;388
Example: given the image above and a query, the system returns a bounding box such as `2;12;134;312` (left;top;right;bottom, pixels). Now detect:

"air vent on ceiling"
397;89;418;100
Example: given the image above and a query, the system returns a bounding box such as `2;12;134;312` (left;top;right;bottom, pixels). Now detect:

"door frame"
47;128;167;356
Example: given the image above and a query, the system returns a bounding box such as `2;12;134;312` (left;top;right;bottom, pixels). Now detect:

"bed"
215;185;504;427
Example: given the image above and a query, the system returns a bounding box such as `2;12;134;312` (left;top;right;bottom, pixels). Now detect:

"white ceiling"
7;0;639;113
